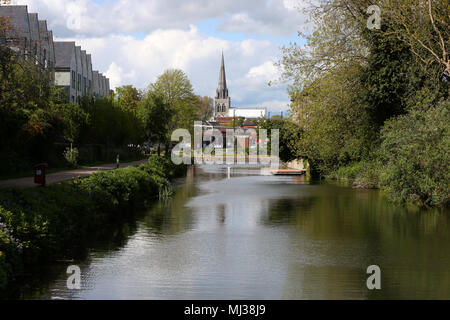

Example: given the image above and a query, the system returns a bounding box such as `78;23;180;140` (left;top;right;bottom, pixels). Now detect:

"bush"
330;162;364;181
0;156;186;291
379;100;449;206
63;147;79;167
329;160;381;189
352;160;382;189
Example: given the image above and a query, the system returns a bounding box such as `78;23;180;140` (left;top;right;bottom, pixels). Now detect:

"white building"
228;107;267;119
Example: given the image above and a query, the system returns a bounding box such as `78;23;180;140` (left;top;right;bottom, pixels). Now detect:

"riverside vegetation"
275;0;449;207
1;17;212;175
0;156;187;293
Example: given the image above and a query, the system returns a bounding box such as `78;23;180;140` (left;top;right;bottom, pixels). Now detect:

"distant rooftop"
54;41;75;68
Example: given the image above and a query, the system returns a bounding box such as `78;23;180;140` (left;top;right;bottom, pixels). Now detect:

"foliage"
55;103;90;145
79;96;143;147
63;147;79;167
0;156;186;291
291;63;368;172
384;0;449;79
0;44;66;173
0;41;144;174
279;0;449;206
196;96;214;120
115;85;142;112
149;69;199;138
139;69;204;154
137;92;171;152
330;160;382;189
379;100;449;206
258;118;304;163
278;0;370;88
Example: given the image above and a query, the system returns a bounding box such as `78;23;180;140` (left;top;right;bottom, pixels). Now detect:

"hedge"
0;156;186;292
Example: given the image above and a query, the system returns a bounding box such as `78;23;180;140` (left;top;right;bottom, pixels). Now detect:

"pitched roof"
0;5;31;38
38;20;47;41
28;13;39;41
54;41;75;68
47;30;55;61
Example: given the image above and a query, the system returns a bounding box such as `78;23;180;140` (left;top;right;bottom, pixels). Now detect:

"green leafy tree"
137;92;171;155
149;69;199;153
380;100;449;206
196;95;214;120
116;85;142;112
384;0;449;80
258;118;303;163
56;103;90;148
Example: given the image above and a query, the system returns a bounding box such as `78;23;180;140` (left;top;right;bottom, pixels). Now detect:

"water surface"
21;165;450;299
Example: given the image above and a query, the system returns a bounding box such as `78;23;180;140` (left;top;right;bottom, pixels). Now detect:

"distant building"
86;54;92;95
38;19;54;69
0;4;110;104
214;52;231;118
0;5;31;57
54;41;77;103
213;53;267;120
92;70;100;98
228;107;266;119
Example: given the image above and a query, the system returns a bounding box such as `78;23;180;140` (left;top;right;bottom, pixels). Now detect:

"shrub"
379;100;449;206
353;160;382;189
0;156;186;291
329;160;381;189
63;147;79;167
330;162;364;181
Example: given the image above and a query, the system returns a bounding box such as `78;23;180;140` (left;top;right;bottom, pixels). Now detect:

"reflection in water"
16;165;450;299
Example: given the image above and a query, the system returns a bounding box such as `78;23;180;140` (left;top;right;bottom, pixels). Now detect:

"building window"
78;74;81;91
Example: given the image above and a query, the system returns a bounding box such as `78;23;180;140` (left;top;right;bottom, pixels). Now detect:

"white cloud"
17;0;308;37
56;26;289;112
11;0;303;112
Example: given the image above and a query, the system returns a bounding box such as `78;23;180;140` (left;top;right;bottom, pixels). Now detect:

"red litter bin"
34;163;48;186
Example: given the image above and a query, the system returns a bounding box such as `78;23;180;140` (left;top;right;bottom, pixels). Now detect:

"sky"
14;0;310;113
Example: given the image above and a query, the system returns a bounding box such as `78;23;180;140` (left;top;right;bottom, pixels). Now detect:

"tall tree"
137;92;171;155
149;69;198;153
115;85;142;112
385;0;449;80
196;95;214;120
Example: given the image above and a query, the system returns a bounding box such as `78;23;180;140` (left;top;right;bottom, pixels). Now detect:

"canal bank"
6;164;450;299
0;156;187;294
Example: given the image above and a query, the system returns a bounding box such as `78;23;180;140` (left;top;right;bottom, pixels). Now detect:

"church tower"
214;52;231;118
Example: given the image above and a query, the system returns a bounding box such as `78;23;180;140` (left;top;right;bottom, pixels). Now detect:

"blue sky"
17;0;309;113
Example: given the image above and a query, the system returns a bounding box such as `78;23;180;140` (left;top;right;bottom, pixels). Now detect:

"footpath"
0;160;147;189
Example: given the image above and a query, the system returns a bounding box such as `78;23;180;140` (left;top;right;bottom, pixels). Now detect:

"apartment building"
0;5;110;104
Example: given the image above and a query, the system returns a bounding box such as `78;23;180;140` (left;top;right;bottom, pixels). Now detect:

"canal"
18;165;450;299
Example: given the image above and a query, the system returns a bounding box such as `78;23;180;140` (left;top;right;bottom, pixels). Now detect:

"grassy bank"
0;156;186;292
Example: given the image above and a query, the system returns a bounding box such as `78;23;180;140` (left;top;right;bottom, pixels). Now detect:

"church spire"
216;52;228;99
